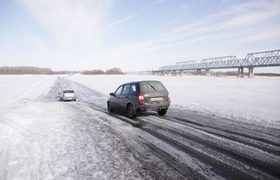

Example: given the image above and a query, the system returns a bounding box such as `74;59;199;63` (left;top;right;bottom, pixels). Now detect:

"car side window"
131;84;137;92
122;84;131;94
115;86;123;96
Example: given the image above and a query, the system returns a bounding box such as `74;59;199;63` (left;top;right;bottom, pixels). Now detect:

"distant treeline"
81;68;124;75
0;66;124;75
0;66;75;75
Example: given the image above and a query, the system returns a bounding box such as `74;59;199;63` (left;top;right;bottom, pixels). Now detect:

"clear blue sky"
1;0;280;72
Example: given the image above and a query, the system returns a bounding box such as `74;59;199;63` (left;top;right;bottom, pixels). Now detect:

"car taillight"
138;93;144;103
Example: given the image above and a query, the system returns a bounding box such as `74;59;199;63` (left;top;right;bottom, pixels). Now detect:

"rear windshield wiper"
147;83;157;91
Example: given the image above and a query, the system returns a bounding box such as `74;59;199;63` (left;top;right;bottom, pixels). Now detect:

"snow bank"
0;75;58;103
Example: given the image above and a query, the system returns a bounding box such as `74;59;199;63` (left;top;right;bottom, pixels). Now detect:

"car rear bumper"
137;101;170;112
61;97;76;101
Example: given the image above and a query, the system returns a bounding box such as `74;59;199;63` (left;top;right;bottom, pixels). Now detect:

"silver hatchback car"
59;90;76;101
107;80;170;118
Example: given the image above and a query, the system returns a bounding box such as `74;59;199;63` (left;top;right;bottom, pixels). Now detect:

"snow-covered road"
1;76;280;179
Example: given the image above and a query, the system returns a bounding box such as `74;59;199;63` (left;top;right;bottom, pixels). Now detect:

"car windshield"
140;81;166;92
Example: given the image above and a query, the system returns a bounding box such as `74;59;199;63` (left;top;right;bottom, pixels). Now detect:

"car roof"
122;80;161;85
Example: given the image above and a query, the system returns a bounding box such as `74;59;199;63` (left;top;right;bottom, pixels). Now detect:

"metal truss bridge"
154;49;280;78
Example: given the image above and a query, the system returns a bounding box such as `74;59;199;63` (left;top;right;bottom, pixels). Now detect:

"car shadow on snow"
109;109;163;121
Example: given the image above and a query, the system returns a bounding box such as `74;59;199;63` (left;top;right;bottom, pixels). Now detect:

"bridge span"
153;49;280;78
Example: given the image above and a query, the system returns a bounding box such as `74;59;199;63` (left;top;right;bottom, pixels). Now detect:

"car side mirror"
109;92;115;96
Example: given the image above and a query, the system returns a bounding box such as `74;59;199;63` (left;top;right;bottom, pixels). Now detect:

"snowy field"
0;74;280;179
68;74;280;128
0;74;279;128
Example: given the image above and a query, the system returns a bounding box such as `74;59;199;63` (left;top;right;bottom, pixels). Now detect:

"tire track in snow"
160;114;280;156
136;115;280;179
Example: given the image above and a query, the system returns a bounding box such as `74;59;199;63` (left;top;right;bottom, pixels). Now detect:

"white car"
59;90;76;101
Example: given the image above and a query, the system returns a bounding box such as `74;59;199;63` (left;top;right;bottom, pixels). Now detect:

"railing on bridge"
200;56;241;69
246;49;280;67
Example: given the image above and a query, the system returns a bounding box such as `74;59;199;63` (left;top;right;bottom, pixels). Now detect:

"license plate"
150;97;163;101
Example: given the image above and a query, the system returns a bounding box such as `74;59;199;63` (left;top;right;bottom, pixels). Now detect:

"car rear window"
63;90;74;93
139;81;167;92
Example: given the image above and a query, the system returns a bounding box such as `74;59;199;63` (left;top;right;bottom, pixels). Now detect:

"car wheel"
107;102;114;113
158;109;167;116
127;104;136;118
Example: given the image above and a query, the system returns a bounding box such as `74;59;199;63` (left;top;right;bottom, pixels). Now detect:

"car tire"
158;109;167;116
107;102;114;113
127;104;136;118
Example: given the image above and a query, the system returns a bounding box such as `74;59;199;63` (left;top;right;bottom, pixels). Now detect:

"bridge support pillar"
197;69;202;76
248;67;254;78
237;67;244;78
206;69;211;76
177;71;183;76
